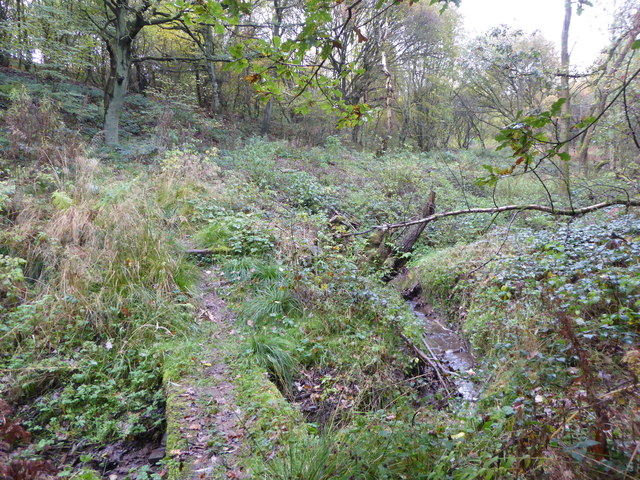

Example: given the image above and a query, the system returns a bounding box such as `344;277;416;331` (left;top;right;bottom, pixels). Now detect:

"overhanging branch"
342;198;640;237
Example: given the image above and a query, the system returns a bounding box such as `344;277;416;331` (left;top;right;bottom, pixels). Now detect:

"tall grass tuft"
265;427;397;480
266;436;344;480
240;284;302;326
243;331;298;393
222;257;284;283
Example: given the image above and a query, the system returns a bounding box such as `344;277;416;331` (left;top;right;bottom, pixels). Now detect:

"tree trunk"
203;26;222;114
380;22;393;153
0;0;9;67
16;0;23;69
104;40;132;146
262;0;283;136
559;0;572;191
366;191;437;279
398;192;436;252
195;69;204;107
261;98;274;136
103;8;136;146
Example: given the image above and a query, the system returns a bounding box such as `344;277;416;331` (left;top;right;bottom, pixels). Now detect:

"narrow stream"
408;299;479;401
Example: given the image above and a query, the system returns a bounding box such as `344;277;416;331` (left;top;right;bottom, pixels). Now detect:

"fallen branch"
185;248;213;255
341;198;640;237
421;335;456;376
399;332;451;396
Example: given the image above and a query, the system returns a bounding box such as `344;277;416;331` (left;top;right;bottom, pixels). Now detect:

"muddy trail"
164;269;248;480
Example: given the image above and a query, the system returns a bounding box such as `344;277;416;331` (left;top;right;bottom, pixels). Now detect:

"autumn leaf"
244;73;261;84
354;27;368;43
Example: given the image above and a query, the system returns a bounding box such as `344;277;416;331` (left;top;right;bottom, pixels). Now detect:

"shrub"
0;181;15;213
0;254;25;306
4;87;61;159
284;171;331;212
2;87;83;166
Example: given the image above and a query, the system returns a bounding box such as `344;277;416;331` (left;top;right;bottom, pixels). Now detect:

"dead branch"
342;198;640;237
399;332;451;396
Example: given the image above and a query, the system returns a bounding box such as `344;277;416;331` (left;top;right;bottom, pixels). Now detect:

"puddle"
407;299;479;402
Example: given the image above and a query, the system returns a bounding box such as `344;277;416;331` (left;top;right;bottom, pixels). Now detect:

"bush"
284;171;331;212
2;86;84;166
4;87;61;160
0;254;25;306
196;214;275;256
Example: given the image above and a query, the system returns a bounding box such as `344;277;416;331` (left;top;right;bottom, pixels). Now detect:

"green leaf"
573;116;597;129
550;98;567;116
632;40;640;50
52;191;73;210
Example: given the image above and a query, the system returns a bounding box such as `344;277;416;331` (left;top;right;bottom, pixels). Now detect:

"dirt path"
165;270;248;480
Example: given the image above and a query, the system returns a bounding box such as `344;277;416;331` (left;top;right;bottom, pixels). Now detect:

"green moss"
163;385;191;480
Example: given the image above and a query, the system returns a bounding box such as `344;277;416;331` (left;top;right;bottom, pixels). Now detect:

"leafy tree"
574;4;640;171
83;0;187;145
394;3;458;150
460;26;558;128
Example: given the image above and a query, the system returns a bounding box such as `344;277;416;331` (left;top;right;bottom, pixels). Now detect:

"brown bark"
397;191;436;254
364;191;437;278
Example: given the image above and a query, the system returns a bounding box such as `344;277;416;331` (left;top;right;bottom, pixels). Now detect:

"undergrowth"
2;76;639;480
412;216;640;478
0;110;220;452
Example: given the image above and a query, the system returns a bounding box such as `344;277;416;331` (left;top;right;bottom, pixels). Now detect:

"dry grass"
0;148;201;354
